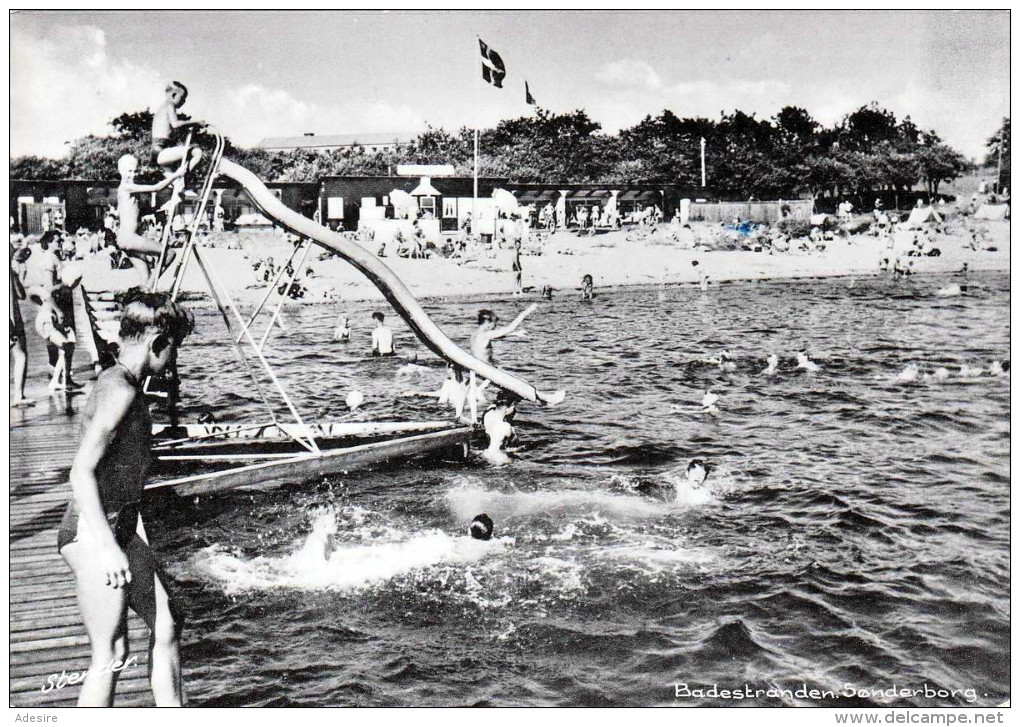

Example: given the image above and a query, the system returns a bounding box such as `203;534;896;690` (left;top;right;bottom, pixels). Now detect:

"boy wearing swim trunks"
151;81;204;179
58;290;194;706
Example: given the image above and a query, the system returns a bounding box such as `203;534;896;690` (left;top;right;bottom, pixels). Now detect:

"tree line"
11;104;1008;201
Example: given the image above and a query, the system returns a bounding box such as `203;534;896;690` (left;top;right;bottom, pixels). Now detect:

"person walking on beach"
58;291;194;706
511;239;524;295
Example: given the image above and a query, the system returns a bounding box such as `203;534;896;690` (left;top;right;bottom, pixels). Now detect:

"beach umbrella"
389;189;415;219
491;188;519;213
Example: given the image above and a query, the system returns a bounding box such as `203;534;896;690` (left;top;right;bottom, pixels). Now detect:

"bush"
777;219;812;238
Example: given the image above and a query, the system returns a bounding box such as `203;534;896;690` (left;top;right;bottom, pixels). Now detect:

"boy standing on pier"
58;290;194;706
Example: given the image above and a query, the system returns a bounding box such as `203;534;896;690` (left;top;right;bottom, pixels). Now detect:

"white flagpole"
473;35;480;232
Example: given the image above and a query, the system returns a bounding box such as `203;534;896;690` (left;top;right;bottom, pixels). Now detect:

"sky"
9;10;1011;160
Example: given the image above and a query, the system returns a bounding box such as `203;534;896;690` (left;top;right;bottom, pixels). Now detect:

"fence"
689;199;814;224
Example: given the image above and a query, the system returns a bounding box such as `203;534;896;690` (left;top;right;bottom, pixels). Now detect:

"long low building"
10;175;681;235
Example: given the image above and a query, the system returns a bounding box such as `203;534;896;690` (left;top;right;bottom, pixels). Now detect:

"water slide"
217;158;547;403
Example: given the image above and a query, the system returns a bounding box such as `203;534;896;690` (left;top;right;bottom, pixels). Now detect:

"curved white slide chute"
217;158;543;403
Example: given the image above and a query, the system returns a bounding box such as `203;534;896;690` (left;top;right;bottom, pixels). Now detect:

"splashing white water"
193;506;505;594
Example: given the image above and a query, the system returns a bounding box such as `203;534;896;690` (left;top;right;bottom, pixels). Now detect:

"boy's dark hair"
372;311;385;323
494;390;518;408
167;80;188;101
39;230;61;248
14;248;31;263
50;285;73;312
119;288;194;345
477;309;495;325
687;459;712;477
469;513;494;541
1002;361;1011;372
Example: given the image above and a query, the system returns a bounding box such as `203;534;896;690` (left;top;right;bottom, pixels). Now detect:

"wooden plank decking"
10;401;156;707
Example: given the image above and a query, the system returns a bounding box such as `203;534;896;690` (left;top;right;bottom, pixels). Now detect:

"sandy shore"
68;220;1010;304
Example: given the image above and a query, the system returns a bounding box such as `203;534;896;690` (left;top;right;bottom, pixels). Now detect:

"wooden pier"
10;391;155;707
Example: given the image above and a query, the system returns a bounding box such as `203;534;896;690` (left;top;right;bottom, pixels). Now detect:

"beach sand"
69;220;1010;304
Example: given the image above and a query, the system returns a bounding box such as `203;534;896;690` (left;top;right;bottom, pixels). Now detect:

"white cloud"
213;84;425;145
596;59;662;92
9;25;426;158
10;25;163;157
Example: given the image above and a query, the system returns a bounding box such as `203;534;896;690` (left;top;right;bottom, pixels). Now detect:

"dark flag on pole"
479;38;506;88
525;80;536;105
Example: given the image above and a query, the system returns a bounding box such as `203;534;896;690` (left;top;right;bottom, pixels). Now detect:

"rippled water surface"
147;273;1010;706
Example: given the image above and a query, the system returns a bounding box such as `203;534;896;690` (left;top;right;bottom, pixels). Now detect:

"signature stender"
41;656;139;692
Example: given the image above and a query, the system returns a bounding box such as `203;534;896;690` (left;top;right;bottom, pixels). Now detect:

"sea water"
149;273;1010;706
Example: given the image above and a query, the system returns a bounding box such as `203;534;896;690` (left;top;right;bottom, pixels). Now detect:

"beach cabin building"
9;179;122;234
317;175;508;238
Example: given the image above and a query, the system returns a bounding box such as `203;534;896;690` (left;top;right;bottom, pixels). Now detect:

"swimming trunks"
151;137;171;165
56;500;139;552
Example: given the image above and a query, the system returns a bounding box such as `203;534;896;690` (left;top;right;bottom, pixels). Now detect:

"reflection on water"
151;274;1009;706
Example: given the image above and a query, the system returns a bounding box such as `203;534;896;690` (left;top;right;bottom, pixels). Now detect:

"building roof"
258;132;419;150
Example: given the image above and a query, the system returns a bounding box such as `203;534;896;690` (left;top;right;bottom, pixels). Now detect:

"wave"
444;481;690;523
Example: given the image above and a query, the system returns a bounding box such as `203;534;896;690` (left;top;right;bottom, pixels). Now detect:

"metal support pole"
700;137;707;188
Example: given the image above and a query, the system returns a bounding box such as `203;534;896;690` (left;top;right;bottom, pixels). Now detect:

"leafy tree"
839;103;900;153
10;101;975;202
916;142;968;196
985;117;1010;189
10;155;68;180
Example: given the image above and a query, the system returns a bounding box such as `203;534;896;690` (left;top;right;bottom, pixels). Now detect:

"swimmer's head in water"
372;312;385;323
470;513;494;541
686;459;710;485
478;309;496;326
494;390;519;412
1003;361;1011;372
